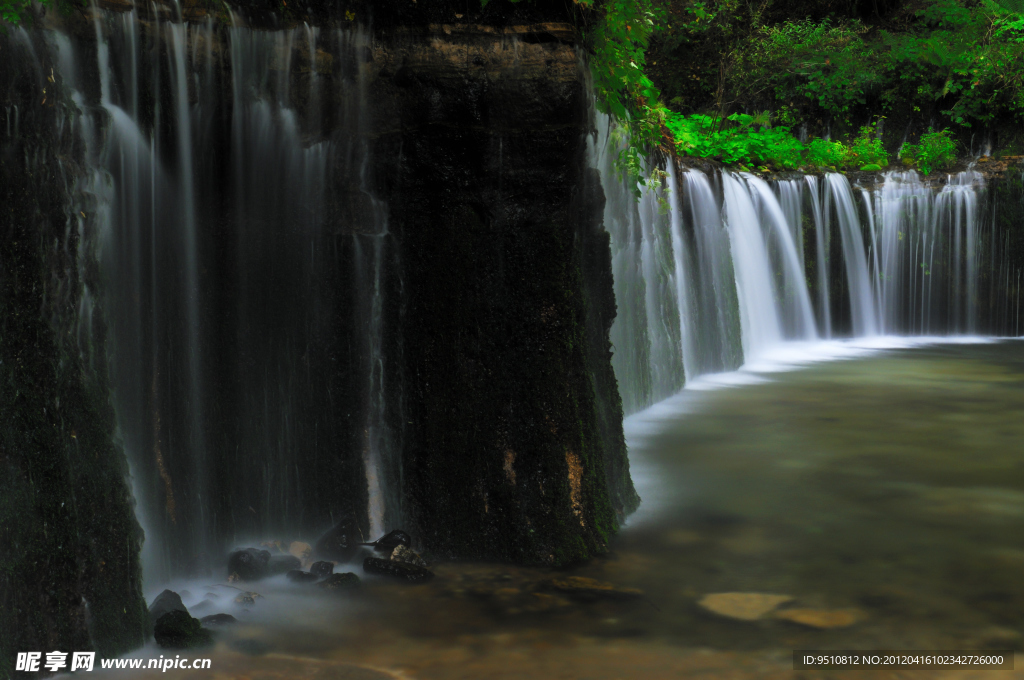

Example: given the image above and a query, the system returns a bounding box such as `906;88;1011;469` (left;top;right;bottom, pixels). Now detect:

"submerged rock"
310;560;335;578
545;576;643;601
317;572;361;591
199;613;237;626
774;607;864;629
153;610;212;649
267;554;302;575
390;545;428;568
363;556;434;583
362;529;412;553
314;517;364;563
227;548;272;581
697;593;793;621
148;590;188;630
287;569;318;583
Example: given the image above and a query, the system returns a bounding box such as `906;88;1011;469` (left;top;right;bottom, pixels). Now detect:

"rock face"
0;27;148;675
366;15;636;566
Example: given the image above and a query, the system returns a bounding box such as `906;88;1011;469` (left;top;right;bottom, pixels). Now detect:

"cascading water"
51;10;403;582
593;118;1021;415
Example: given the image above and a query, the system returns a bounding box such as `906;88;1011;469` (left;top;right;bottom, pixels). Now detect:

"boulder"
287;570;318;583
289;541;313;562
363;556;434;583
153;610;212;649
317;572;361;591
267;554;302;576
227;548;272;581
310;561;335;578
390;545;428;568
363;529;412;553
148;590;188;631
314;517;364;563
199;613;237;626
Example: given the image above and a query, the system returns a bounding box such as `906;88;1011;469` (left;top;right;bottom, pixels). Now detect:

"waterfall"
53;11;402;581
594;116;1014;415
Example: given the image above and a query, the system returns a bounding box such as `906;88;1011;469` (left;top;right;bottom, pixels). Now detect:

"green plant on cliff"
1;0;39;25
901;128;958;174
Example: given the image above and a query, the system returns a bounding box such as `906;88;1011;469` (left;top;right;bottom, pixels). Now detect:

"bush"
901;128;958;175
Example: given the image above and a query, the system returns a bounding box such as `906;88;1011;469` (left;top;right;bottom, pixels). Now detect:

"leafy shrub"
804;139;849;168
901;128;958;175
847;124;888;167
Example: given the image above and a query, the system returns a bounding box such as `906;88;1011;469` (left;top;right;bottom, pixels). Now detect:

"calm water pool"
92;341;1024;679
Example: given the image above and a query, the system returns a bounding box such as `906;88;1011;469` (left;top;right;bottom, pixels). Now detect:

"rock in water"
289;541;313;562
390;545;428;568
199;613;237;626
774;608;863;629
287;570;318;583
153;610;212;649
310;561;335;578
362;529;412;553
697;593;794;621
267;554;302;575
148;590;188;631
317;572;361;591
227;548;272;581
314;517;364;563
363;556;434;583
545;576;643;600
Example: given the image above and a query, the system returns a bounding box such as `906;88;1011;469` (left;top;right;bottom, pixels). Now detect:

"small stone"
199;613;237;626
546;576;643;600
318;572;361;591
233;591;263;606
227;548;272;581
286;569;318;583
310;560;334;578
289;541;313;562
153;610;212;649
363;556;434;582
390;544;428;568
697;593;793;621
774;607;864;629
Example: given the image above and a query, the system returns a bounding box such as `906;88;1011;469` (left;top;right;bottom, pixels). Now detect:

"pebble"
697;593;793;621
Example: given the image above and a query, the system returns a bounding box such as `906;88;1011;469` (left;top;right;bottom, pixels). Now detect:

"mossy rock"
860;163;883;171
153;611;213;649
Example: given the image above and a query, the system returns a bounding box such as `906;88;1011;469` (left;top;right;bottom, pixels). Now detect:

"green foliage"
1;0;36;26
901;128;959;174
847;123;888;167
666;111;803;168
664;109;898;171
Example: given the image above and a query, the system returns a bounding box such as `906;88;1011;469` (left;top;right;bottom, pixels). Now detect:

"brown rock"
774;607;864;629
697;593;793;621
289;541;313;562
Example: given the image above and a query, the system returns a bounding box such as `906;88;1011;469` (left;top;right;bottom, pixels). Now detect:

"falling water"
53;10;401;581
593;113;1017;414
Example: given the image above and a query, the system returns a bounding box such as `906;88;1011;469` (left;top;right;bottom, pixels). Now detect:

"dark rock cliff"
365;22;637;563
0;28;148;677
